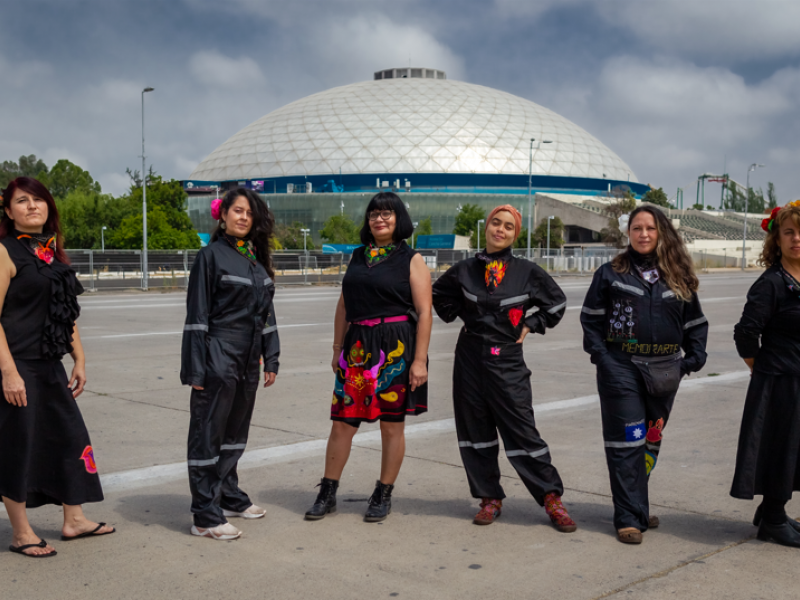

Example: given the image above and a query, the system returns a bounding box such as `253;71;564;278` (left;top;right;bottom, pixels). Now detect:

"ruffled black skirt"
731;371;800;500
0;359;103;507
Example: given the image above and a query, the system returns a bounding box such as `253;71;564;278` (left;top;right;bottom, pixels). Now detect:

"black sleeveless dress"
0;234;103;508
331;242;428;424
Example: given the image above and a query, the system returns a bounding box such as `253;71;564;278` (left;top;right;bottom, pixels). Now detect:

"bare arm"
409;253;432;391
0;245;26;407
330;292;349;373
68;323;87;398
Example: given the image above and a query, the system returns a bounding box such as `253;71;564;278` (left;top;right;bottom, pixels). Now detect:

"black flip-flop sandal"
9;539;57;558
61;522;116;541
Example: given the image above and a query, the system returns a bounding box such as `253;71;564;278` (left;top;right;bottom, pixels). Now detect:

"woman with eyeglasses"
305;192;431;523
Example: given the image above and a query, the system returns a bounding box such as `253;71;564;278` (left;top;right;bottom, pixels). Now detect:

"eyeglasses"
368;210;395;221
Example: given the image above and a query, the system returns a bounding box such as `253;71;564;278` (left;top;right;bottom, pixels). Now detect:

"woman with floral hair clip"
432;205;576;531
181;188;280;540
732;200;800;548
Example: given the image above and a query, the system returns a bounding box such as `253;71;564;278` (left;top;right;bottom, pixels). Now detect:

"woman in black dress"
181;188;280;541
432;205;576;530
580;205;708;544
305;192;431;522
0;177;111;558
731;201;800;547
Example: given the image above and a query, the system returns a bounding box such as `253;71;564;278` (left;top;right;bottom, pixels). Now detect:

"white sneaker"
190;523;242;540
222;504;267;520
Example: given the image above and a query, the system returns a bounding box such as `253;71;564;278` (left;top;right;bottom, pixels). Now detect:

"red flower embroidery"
508;307;523;327
35;247;54;264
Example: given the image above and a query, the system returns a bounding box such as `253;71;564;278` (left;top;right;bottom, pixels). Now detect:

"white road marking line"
90;370;751;494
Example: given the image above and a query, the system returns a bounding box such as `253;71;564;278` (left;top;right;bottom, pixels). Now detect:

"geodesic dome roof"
190;72;637;183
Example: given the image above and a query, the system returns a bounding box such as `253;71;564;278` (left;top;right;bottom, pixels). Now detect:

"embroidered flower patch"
508;307;523;327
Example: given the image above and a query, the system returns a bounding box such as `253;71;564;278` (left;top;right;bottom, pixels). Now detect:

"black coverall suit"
181;238;280;528
432;253;567;504
580;261;707;531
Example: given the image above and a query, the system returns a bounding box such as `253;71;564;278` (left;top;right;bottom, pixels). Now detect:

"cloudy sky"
1;0;798;203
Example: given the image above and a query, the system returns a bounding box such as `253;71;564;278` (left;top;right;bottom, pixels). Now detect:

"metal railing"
65;247;626;291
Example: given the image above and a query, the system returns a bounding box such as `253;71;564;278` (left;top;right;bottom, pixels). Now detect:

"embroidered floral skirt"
331;321;428;424
0;359;104;507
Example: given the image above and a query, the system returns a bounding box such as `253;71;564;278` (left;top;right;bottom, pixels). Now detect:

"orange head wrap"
486;204;523;239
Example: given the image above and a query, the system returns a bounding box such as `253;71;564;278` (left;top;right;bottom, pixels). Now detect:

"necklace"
16;230;56;264
365;242;396;267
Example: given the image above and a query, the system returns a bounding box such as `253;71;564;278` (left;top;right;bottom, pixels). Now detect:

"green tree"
454;204;486;248
532;217;565;249
39;159;101;199
724;183;765;213
600;190;637;248
642;187;671;208
513;226;529;249
0;154;48;188
275;221;316;250
319;214;360;244
415;217;432;236
767;182;778;210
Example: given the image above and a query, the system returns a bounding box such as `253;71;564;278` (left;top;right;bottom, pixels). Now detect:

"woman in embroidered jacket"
305;192;431;523
181;188;280;541
580;205;707;544
431;205;576;530
0;178;112;558
731;202;800;548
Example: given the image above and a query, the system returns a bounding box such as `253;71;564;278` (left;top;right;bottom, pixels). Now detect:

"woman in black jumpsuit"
731;202;800;548
580;205;707;544
181;188;280;541
432;204;576;531
305;192;431;523
0;177;111;558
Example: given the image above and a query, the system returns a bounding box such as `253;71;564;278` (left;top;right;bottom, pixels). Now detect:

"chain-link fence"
65;247;625;291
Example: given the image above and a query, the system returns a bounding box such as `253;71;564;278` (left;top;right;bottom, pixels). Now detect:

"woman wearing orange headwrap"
432;205;576;531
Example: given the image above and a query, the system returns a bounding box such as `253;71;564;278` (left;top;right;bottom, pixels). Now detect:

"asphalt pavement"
2;271;798;600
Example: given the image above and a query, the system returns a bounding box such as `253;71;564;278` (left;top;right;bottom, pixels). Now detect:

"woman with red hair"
432;205;576;531
0;178;111;558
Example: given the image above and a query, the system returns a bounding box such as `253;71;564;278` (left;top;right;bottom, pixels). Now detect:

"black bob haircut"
359;191;415;245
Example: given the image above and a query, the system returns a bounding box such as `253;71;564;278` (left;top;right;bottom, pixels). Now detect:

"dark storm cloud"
1;0;797;201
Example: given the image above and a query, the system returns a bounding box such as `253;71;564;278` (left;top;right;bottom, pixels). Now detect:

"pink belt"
353;315;409;327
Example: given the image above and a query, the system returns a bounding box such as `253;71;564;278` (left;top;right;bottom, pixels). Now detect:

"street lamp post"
742;163;765;271
546;215;555;271
477;219;485;250
301;228;310;285
141;86;154;290
101;226;107;253
526;138;553;260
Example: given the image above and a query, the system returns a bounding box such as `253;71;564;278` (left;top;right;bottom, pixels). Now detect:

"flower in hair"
211;198;222;220
762;200;800;233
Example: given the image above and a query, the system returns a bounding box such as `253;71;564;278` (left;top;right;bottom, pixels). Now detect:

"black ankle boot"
364;480;394;522
756;519;800;548
753;504;800;532
304;477;339;520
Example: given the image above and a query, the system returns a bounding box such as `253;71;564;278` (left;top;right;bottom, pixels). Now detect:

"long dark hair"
359;192;414;245
760;205;800;268
0;177;70;264
211;187;275;277
612;205;698;300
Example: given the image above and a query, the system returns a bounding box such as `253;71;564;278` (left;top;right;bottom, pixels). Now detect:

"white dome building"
191;68;637;185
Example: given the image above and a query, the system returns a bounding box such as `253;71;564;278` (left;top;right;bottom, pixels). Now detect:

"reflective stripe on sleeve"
581;307;605;315
499;294;529;307
505;447;550;459
663;290;675;298
646;443;660;452
264;277;273;286
458;439;499;449
221;275;253;285
604;439;647;448
187;457;219;467
547;301;567;314
262;325;277;334
462;288;478;303
184;324;209;332
611;281;644;296
683;316;708;330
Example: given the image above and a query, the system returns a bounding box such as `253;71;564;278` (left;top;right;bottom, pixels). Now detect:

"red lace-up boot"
473;498;502;525
544;492;577;533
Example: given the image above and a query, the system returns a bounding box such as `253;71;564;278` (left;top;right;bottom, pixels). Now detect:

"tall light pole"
741;163;765;271
546;215;555;271
526;138;553;260
141;86;154;290
301;228;310;285
477;219;485;250
101;226;107;253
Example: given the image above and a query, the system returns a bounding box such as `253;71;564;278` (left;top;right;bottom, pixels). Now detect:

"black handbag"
630;353;682;397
